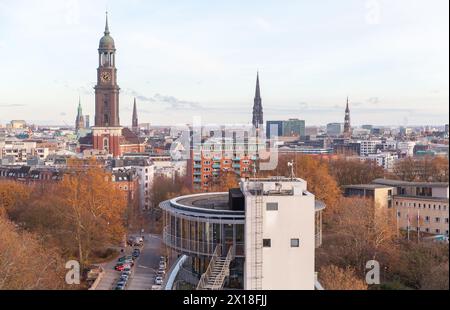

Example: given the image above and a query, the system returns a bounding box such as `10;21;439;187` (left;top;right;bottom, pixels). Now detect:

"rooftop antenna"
287;160;295;180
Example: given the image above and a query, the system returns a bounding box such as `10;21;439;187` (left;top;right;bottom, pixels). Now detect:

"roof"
78;133;93;145
373;178;449;188
394;195;449;203
176;193;231;211
344;184;393;190
120;128;145;145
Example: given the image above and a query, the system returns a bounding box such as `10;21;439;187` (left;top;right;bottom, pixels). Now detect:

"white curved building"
159;177;325;290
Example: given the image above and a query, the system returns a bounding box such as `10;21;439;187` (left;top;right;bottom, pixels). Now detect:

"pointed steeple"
75;97;84;131
104;11;110;35
344;97;351;136
255;71;261;99
132;98;139;134
252;71;263;129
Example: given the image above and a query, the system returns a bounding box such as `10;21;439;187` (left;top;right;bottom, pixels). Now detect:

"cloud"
298;102;309;109
123;88;201;110
367;97;381;105
0;103;26;107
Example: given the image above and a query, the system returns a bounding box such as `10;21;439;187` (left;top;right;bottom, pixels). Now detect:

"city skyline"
0;0;448;126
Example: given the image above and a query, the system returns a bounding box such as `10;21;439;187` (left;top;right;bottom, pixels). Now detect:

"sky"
0;0;448;127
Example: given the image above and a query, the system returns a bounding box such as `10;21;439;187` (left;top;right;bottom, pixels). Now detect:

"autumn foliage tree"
316;197;398;278
329;157;385;187
53;162;127;267
260;154;341;216
392;156;449;182
0;216;66;289
210;171;239;192
319;265;368;290
1;159;128;268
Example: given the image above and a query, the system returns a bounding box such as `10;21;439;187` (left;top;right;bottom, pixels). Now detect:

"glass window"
263;239;271;247
290;238;300;247
266;203;278;211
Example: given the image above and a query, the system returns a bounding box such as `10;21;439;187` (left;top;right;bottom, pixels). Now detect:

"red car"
115;263;131;271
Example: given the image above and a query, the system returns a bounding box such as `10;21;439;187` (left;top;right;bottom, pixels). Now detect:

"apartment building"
359;152;398;171
113;155;155;210
358;140;382;156
188;137;264;190
0;139;49;164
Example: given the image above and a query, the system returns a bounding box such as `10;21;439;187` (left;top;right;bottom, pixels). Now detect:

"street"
95;233;162;290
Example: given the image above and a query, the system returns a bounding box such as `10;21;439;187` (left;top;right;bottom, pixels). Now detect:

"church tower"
343;97;351;137
75;97;85;131
252;72;263;129
92;12;123;157
132;98;139;134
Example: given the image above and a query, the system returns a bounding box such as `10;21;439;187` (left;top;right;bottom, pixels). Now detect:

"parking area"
95;233;163;290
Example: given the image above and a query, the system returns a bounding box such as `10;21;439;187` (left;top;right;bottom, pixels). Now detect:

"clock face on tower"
101;72;111;83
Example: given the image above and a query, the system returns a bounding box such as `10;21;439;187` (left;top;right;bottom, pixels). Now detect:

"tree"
260;154;341;216
317;197;397;276
0;181;30;217
392;156;449;182
329;157;385;187
210;171;239;192
0;216;66;289
54;161;127;267
3;160;128;268
319;265;368;290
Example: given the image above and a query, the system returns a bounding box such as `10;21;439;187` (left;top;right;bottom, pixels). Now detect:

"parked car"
159;262;166;269
115;263;131;271
122;270;132;276
155;276;163;285
157;270;165;277
118;255;133;263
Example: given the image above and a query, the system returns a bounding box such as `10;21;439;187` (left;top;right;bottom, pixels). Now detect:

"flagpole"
407;208;410;242
417;209;420;242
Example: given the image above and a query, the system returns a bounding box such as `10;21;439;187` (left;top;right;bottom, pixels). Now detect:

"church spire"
344;97;351;136
252;71;263;129
104;11;110;35
75;97;84;131
132;98;139;134
255;71;261;99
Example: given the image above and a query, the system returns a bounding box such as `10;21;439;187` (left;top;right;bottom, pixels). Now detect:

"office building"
159;177;325;290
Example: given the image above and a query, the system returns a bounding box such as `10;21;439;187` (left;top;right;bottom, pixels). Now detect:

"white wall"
243;179;316;290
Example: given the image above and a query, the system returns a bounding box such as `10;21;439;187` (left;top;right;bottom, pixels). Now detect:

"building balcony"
212;164;221;169
194;164;202;169
193;178;201;183
193;171;202;176
233;157;240;161
232;164;241;169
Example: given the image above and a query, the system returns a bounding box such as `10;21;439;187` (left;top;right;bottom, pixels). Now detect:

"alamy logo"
65;260;80;285
365;260;380;285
